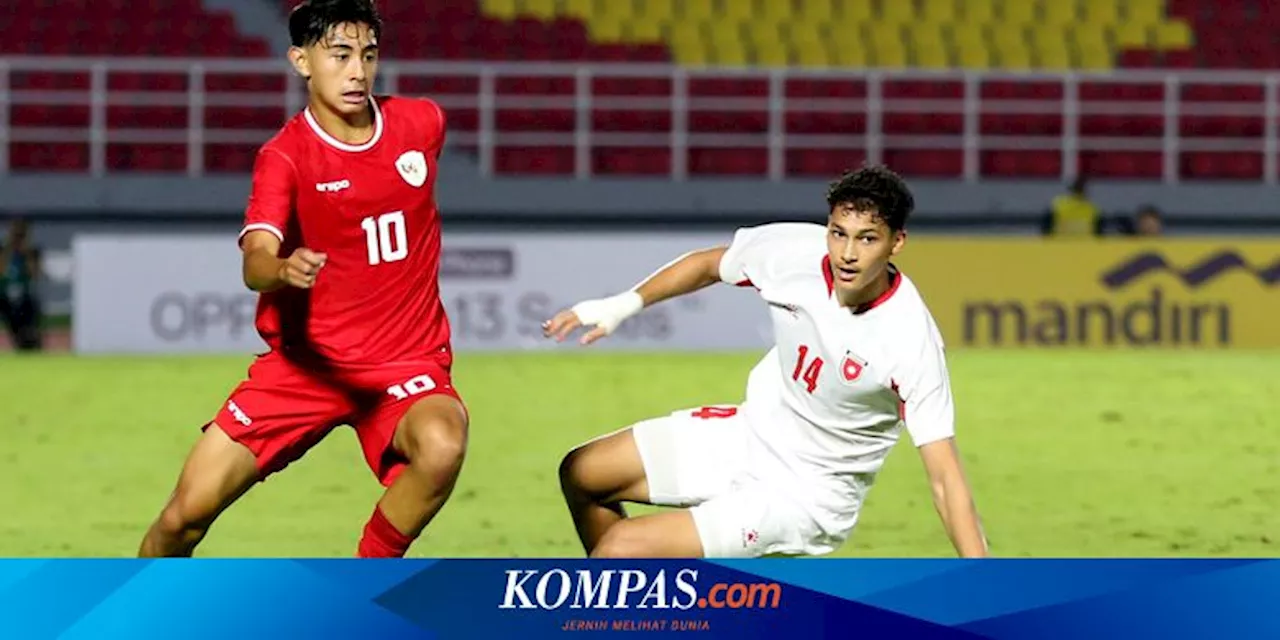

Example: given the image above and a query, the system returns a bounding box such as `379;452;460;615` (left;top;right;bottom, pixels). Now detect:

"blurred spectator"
1;218;43;351
1041;177;1102;237
1133;204;1163;236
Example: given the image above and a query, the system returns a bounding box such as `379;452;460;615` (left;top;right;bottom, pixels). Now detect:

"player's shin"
139;513;207;557
358;457;462;558
561;479;629;554
557;434;650;555
139;424;259;558
559;457;630;553
357;503;416;558
358;399;468;558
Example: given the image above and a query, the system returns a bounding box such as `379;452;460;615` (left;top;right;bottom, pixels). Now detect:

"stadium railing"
1;56;1277;182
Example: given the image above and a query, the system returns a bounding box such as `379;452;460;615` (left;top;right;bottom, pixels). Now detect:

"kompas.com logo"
499;568;782;611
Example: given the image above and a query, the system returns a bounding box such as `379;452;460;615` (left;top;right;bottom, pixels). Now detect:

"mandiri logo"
1101;251;1280;289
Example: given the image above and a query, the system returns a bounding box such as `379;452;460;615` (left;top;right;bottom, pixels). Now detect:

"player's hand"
278;248;328;289
543;308;588;343
542;292;644;346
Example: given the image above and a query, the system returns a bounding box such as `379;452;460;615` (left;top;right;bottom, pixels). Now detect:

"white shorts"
630;405;824;558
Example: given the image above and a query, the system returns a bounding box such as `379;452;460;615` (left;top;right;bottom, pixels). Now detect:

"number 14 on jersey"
361;211;408;265
792;344;823;394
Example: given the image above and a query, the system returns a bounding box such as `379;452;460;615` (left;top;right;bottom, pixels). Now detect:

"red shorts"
210;350;464;486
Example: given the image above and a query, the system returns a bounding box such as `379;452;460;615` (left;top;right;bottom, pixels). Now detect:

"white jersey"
718;223;955;547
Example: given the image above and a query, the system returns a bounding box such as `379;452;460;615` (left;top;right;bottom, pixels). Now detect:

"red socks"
357;505;415;558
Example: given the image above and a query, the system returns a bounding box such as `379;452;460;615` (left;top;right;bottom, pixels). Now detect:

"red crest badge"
841;351;866;383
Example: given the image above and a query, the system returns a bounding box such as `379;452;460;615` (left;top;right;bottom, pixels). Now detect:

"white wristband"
571;291;644;336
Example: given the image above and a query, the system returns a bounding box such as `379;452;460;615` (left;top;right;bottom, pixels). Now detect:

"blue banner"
0;559;1274;639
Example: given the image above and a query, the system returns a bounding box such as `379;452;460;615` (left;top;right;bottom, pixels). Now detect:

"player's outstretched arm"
543;246;727;345
918;438;989;558
241;230;328;292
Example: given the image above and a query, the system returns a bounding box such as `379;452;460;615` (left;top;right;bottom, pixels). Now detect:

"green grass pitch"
0;350;1276;557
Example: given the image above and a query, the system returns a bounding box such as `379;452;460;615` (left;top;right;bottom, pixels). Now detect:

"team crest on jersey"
840;351;867;384
395;150;428;187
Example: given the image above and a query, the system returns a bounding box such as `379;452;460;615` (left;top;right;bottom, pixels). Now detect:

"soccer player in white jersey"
543;166;988;558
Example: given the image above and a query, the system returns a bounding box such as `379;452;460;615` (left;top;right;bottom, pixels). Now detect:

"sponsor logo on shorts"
227;400;252;427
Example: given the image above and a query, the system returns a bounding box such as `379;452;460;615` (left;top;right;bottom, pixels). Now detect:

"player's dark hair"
825;164;914;232
289;0;381;48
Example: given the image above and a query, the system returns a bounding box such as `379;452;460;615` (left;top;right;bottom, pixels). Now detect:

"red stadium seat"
11;106;90;128
785;112;866;135
1161;51;1199;68
205;144;260;173
981;151;1061;179
981;113;1062;136
786;79;866;98
688;112;768;134
495;109;575;132
1079;152;1163;179
1117;50;1159;68
496;147;575;174
1181;152;1263;180
785;150;867;177
884;113;962;135
107;144;187;173
9;143;89;172
593;111;672;133
882;150;964;178
107;106;189;129
593;148;670;176
689;148;768;175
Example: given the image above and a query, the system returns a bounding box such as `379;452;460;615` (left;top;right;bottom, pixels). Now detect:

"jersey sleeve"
717;225;770;287
895;324;956;447
718;223;825;288
239;146;296;246
423;98;448;158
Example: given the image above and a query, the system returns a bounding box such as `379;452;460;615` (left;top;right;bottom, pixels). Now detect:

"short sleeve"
239;147;296;246
895;325;956;447
424;98;447;157
717;225;770;286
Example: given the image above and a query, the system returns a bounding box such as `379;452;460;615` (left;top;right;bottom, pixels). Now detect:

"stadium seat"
594;148;670;175
1079;151;1163;179
1181;152;1263;180
982;150;1061;178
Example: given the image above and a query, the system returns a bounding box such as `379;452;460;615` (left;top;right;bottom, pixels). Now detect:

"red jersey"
239;95;450;366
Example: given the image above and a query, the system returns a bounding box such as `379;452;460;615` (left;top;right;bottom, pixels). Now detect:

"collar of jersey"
303;96;384;153
822;255;902;314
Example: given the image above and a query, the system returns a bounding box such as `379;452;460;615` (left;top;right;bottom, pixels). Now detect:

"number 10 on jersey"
361;211;408;265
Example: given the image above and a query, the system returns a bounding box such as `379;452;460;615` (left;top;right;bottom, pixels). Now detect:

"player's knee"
559;442;642;504
558;446;588;496
403;415;467;479
158;493;214;537
590;524;646;559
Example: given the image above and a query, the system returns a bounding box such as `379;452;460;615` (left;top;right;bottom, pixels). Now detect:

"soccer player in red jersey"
138;0;468;558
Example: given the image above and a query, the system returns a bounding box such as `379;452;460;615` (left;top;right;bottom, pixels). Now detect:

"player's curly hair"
289;0;381;48
825;164;915;232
